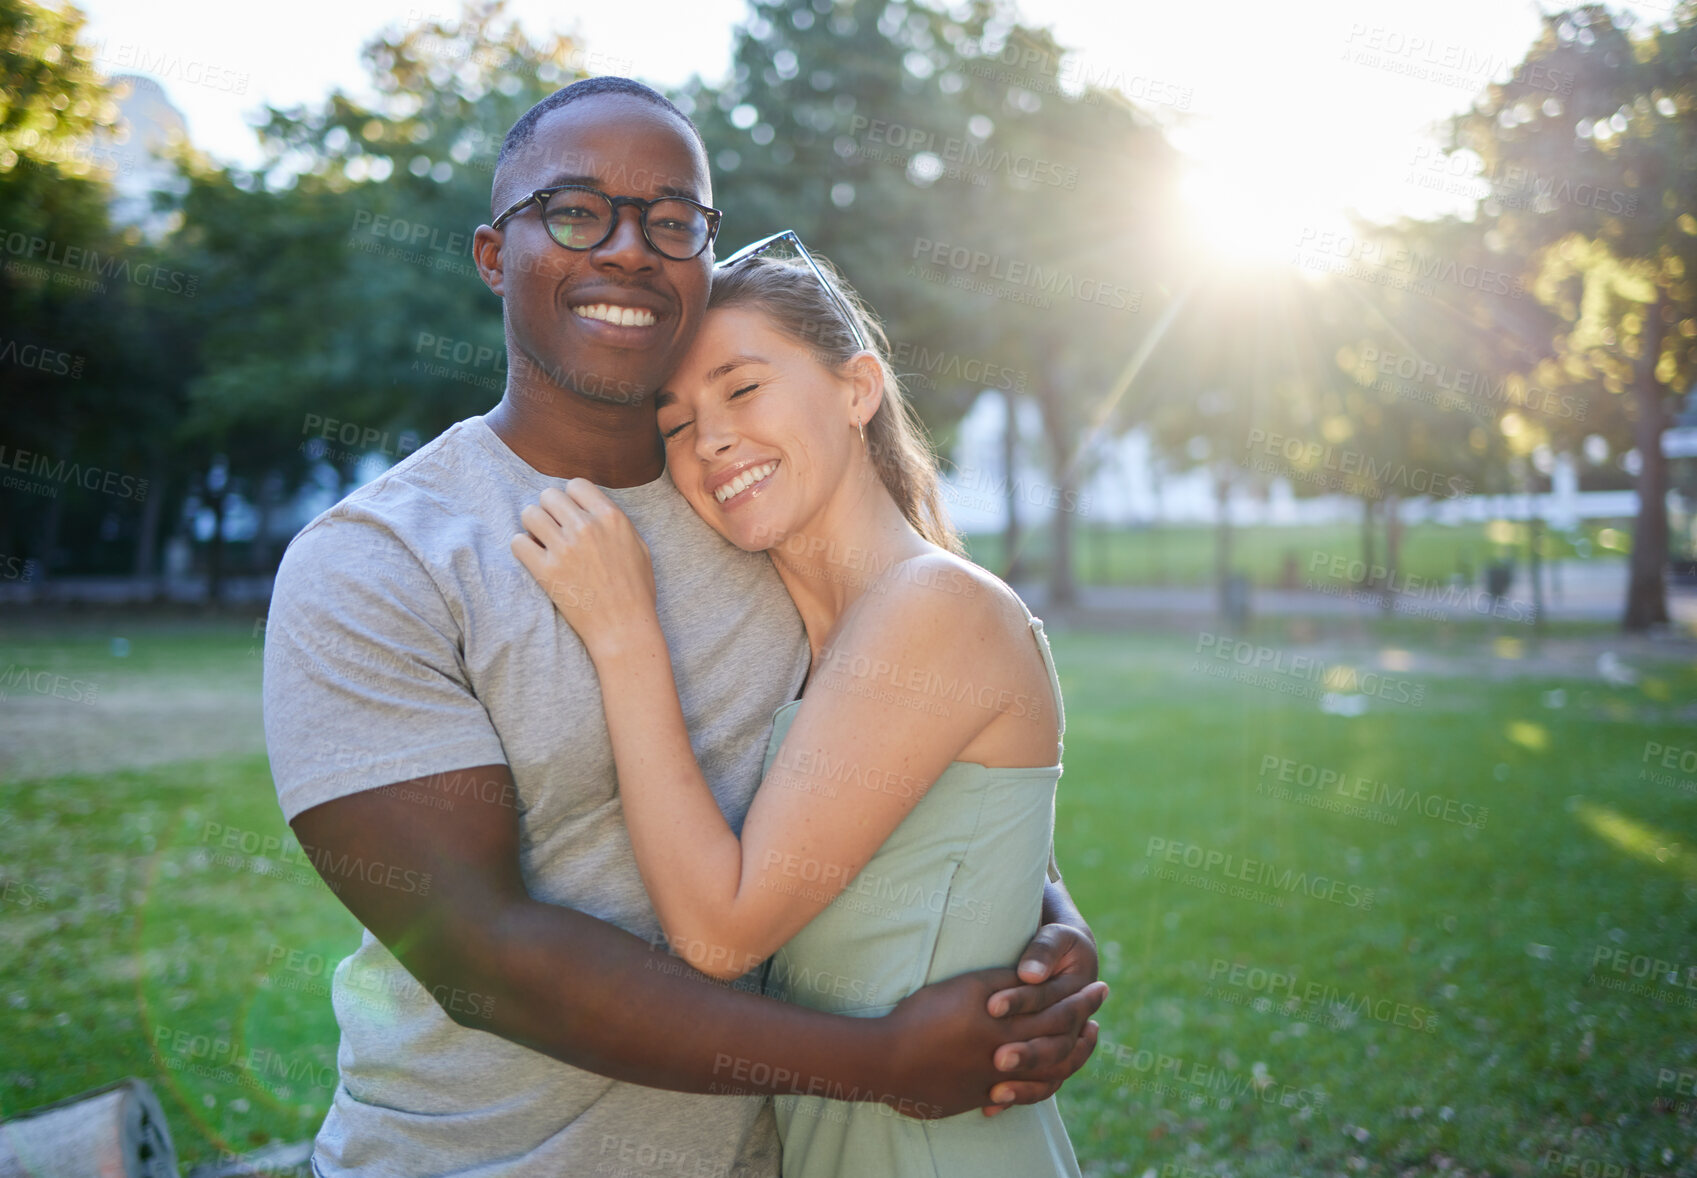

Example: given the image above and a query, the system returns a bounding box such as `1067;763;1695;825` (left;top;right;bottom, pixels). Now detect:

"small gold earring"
856;417;866;445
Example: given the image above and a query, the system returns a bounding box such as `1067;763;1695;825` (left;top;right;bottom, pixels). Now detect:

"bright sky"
72;0;1674;254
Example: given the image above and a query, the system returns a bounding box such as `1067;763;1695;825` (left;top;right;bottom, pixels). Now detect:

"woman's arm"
594;572;1018;976
514;482;1045;979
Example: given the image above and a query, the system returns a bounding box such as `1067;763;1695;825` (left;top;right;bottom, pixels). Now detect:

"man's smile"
573;302;658;328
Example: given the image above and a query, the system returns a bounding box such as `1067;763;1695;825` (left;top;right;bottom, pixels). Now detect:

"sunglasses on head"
714;230;871;353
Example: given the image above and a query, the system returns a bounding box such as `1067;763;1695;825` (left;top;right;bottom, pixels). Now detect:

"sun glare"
1175;125;1361;269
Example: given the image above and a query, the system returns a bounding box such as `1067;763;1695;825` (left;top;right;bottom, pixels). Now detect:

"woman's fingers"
520;501;564;543
547;478;618;528
509;532;542;574
561;476;614;515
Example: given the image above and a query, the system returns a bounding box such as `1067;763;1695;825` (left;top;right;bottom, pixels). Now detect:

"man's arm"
290;763;1105;1118
978;876;1101;1112
1022;877;1097;1010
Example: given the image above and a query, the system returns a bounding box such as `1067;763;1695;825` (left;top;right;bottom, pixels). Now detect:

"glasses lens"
645;199;712;260
541;188;613;250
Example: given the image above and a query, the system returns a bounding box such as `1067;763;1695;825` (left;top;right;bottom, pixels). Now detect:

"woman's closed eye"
661;383;759;440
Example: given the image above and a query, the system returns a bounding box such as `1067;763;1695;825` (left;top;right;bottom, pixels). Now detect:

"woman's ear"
845;352;885;429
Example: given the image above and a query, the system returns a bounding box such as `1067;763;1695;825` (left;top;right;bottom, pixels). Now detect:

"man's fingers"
999;981;1107;1057
993;1011;1100;1075
982;1078;1058;1110
1012;922;1079;983
994;1030;1071;1076
983;1019;1101;1111
990;924;1099;1016
987;971;1080;1019
1069;1018;1101;1073
1057;981;1108;1031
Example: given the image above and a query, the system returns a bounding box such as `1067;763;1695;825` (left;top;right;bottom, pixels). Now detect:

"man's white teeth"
574;303;656;327
715;462;777;503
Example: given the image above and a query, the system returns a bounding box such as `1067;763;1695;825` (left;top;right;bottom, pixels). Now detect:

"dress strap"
1006;589;1065;742
1026;616;1066;742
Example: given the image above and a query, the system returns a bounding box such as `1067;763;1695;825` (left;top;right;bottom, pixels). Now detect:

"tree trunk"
1360;497;1376;586
206;490;227;606
1149;465;1166;586
0;491;15;572
1529;516;1545;633
251;469;282;572
1623;293;1671;631
132;448;165;579
1045;445;1078;608
1001;389;1023;582
1214;469;1233;617
35;490;64;584
1035;384;1077;609
1381;494;1401;612
31;427;73;583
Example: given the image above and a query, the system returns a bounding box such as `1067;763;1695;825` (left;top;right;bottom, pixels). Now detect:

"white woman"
512;235;1091;1178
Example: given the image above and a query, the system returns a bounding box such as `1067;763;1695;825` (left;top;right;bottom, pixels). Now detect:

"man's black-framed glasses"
492;184;723;262
715;230;870;353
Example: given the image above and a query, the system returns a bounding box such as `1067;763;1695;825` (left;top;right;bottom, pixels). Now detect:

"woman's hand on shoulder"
511;479;658;658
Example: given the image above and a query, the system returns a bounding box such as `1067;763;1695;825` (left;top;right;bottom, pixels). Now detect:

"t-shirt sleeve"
263;515;507;823
1046;843;1062;885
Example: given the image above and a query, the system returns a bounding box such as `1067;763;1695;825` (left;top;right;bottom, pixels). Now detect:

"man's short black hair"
497;76;705;171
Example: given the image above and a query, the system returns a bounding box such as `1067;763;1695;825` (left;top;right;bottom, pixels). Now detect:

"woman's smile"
710;459;781;507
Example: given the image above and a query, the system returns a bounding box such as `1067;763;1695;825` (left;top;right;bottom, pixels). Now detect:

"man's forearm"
1040;877;1092;942
292;764;1091;1118
444;895;895;1100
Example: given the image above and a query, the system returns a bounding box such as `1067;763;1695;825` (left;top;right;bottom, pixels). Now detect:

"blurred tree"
685;5;1187;605
1451;2;1697;630
0;0;123;575
157;1;594;595
679;0;1021;525
949;25;1186;606
1317;216;1533;610
1132;260;1307;614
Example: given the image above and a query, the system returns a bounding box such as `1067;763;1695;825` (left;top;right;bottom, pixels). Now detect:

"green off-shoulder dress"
760;607;1083;1178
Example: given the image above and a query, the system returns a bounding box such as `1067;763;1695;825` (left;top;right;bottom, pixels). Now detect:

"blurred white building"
938;389;1686;536
97;74;189;236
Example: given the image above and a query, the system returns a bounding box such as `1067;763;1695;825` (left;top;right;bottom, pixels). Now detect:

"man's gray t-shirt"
263;415;810;1178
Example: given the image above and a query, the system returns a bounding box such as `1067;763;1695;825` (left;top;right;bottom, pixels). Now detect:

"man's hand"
983;917;1104;1115
877;966;1106;1119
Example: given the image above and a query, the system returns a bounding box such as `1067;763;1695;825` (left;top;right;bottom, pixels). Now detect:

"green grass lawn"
964;518;1637;588
2;619;1695;1176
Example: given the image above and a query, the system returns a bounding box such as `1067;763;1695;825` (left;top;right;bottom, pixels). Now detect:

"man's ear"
473;225;504;296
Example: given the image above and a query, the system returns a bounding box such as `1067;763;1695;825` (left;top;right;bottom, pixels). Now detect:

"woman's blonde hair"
707;253;963;554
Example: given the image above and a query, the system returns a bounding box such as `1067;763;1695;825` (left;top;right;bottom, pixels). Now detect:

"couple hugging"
263;74;1106;1178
